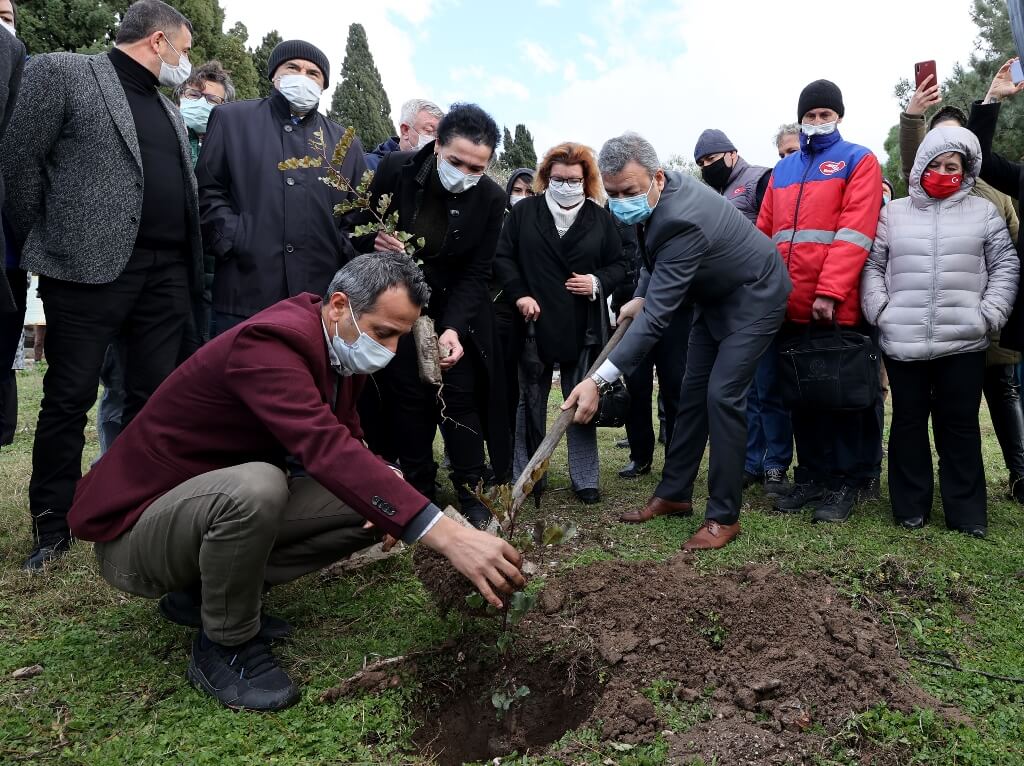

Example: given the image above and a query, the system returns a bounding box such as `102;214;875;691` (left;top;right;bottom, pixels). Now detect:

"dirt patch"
399;555;963;764
410;639;599;766
412;545;485;618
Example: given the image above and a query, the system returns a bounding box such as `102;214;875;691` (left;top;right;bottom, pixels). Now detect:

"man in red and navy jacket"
756;79;883;524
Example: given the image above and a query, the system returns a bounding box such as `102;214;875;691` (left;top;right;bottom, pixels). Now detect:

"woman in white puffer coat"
862;126;1019;538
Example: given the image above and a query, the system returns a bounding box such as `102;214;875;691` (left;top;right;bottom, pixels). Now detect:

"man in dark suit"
1;0;204;570
564;132;791;551
69;253;525;712
196;39;367;337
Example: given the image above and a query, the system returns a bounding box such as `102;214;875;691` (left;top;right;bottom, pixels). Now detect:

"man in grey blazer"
564;132;791;551
1;0;203;571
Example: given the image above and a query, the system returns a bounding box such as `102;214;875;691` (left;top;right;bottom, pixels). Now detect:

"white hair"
598;131;661;176
400;99;444;127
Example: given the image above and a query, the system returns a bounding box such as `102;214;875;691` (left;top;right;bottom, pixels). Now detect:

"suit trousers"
885;351;987;529
94;462;377;646
624;306;691;466
655;309;782;524
363;331;487;500
29;248;189;529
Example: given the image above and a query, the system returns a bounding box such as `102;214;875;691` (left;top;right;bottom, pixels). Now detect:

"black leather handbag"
576;286;631;427
778;322;880;411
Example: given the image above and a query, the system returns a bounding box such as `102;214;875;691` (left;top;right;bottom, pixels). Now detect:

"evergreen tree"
250;29;282;98
167;0;259;99
512;124;537;169
215;22;259;99
329;23;396;147
17;0;129;54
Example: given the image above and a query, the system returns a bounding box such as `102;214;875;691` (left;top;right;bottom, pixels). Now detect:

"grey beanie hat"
693;129;737;162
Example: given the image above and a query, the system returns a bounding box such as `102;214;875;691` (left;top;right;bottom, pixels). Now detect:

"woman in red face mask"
860;125;1020;539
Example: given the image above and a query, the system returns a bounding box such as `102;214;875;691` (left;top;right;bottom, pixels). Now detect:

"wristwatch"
590;372;615;395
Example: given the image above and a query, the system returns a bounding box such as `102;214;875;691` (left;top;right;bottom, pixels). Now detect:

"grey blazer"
609;171;792;376
0;52;202;291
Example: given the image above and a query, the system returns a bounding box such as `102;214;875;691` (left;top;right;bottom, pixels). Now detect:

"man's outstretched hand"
421;515;525;608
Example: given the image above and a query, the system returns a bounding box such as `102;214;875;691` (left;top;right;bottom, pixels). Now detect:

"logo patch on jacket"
819;160;847;176
732;186;746;196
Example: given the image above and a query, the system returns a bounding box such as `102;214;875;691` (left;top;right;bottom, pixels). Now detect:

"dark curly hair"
436;103;500;157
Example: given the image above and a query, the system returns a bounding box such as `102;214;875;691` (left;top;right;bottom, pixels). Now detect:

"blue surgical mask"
324;308;395;376
179;97;214;134
609;178;656;225
437;155;482;194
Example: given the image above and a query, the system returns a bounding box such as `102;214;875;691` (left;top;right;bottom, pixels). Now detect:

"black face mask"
701;156;732;191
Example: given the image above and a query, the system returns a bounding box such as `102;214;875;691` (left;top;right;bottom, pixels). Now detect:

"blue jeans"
744;338;793;475
97;342;125;455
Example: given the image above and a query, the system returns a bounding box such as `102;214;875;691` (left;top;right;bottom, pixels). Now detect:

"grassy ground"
1;363;1023;765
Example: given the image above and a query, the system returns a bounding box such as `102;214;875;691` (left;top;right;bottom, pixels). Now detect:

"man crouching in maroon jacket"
68;252;525;712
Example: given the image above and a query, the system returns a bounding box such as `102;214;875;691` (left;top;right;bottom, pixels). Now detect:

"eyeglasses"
550;177;584;187
181;87;225;106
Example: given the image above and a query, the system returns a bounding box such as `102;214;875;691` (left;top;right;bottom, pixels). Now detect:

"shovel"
509;316;633;516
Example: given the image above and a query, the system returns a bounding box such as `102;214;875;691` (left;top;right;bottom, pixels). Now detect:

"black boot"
187;632;299;711
985;365;1024;498
456;485;492;530
23;512;73;572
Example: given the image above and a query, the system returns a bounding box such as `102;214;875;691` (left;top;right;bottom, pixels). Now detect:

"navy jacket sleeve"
195;106;240;260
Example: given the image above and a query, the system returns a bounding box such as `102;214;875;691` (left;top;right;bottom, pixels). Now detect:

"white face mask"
413;129;434;150
0;19;15;37
324;309;395;376
509;194;528;206
157;35;192;88
801;121;838;137
437;155;482;194
547;181;585;208
276;74;322;114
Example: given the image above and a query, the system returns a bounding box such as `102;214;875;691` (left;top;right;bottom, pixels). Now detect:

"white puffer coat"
861;126;1019;361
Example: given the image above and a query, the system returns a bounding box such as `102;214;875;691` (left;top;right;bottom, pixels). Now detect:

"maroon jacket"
69;294;430;542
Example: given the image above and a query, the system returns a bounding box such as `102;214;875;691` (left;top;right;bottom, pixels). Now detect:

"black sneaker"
575;488;601;505
772;482;824;513
615;437;630;449
187;633;300;711
857;476;882;502
159;592;294;642
812;484;857;523
22;525;74;572
742;471;762;490
763;467;791;497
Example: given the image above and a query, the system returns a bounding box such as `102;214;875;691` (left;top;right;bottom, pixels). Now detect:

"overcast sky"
224;0;986;169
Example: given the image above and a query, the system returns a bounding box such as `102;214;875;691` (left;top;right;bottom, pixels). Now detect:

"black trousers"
364;331;487;500
886;351;987;529
29;248;190;528
784;322;884;488
655;309;781;525
625;306;691;466
0;268;28;371
983;363;1024;479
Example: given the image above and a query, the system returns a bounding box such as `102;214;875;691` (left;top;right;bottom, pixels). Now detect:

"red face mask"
921;169;963;199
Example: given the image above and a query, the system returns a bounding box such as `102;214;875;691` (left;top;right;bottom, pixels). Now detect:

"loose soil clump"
402;554;962;764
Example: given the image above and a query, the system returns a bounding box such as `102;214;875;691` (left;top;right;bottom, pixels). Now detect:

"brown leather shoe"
681;520;740;551
619;496;693;524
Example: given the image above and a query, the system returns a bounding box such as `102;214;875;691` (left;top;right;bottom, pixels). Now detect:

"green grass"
1;364;1023;765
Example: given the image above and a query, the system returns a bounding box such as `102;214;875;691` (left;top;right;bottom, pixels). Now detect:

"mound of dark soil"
400;553;963;764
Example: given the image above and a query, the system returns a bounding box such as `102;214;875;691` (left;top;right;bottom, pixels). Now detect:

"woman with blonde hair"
494;142;627;503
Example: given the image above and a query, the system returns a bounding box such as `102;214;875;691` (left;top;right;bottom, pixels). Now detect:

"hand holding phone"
1012;59;1024;85
907;61;941;116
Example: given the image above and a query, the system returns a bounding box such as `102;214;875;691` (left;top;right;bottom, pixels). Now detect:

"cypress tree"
329;23;396;147
250;29;283;98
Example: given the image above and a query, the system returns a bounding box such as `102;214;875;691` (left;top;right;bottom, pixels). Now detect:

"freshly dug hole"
411;641;599;766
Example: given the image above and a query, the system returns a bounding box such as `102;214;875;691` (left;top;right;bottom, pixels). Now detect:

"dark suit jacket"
494;195;627;363
0;27;24;313
0;52;202;291
609;170;792;376
69;294;430;543
197;92;367;318
967;100;1024;351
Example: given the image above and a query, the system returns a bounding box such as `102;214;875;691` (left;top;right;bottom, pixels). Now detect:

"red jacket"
757;129;882;325
69;295;430;542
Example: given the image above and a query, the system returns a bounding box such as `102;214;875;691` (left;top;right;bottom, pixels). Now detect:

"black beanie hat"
268;40;331;88
798;79;844;122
